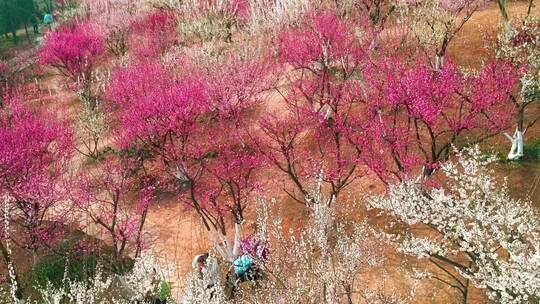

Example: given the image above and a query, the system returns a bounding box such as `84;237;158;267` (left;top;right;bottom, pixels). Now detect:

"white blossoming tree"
495;11;540;160
367;146;540;303
31;254;174;304
398;0;489;70
177;184;417;304
243;197;385;304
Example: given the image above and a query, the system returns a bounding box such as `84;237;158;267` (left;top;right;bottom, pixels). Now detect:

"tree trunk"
210;221;242;263
0;241;24;300
435;53;444;71
506;106;525;160
462;278;470;304
344;284;353;304
11;30;18;45
370;30;381;51
496;0;509;23
24;22;30;43
232;222;241;258
134;207;149;258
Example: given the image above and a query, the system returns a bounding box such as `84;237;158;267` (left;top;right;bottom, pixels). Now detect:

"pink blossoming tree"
107;55;268;261
130;10;177;59
73;158;155;273
362;55;517;181
39;21;106;109
0;93;72;300
260;11;366;205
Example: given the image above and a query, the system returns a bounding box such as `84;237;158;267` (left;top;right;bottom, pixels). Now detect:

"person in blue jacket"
233;254;253;281
43;12;53;30
231;253;263;285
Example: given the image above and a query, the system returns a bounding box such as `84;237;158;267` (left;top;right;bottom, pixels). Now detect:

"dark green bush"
524;139;540;160
32;240;98;288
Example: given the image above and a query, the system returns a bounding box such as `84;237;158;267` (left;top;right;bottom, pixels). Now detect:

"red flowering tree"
39;21;105;109
0;93;72;299
73;158;155;272
130;10;177;59
260;11;366;205
107;56;268;261
362;55;517;181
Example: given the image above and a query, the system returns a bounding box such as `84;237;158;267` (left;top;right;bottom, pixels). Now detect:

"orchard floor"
3;1;540;303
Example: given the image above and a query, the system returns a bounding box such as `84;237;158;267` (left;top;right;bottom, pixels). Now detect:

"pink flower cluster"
107;54;268;226
130;10;178;59
363;54;517;179
278;10;362;68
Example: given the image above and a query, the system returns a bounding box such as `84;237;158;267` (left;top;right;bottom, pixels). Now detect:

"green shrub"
32;240;98;288
524;138;540;160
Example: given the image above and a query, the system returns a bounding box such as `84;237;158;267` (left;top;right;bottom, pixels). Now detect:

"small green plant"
159;280;172;301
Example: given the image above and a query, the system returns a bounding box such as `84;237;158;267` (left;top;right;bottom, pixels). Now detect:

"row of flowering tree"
105;2;523;274
263;9;519;190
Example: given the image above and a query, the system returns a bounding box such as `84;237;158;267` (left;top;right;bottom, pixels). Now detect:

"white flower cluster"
368;145;540;303
497;16;540;102
119;253;175;302
33;254;174;304
233;193;408;303
177;271;229;304
36;267;113;304
247;0;318;35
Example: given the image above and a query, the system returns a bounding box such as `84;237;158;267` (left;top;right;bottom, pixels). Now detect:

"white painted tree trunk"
369;30;381;51
232;222;241;258
208;222;242;263
505;80;529;160
435;54;444;71
505;128;524;160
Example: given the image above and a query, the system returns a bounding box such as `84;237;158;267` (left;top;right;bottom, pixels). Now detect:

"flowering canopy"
261;11;366;204
39;22;105;83
107;55;268;259
368;146;540;303
0;93;72;249
362;55;517;180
